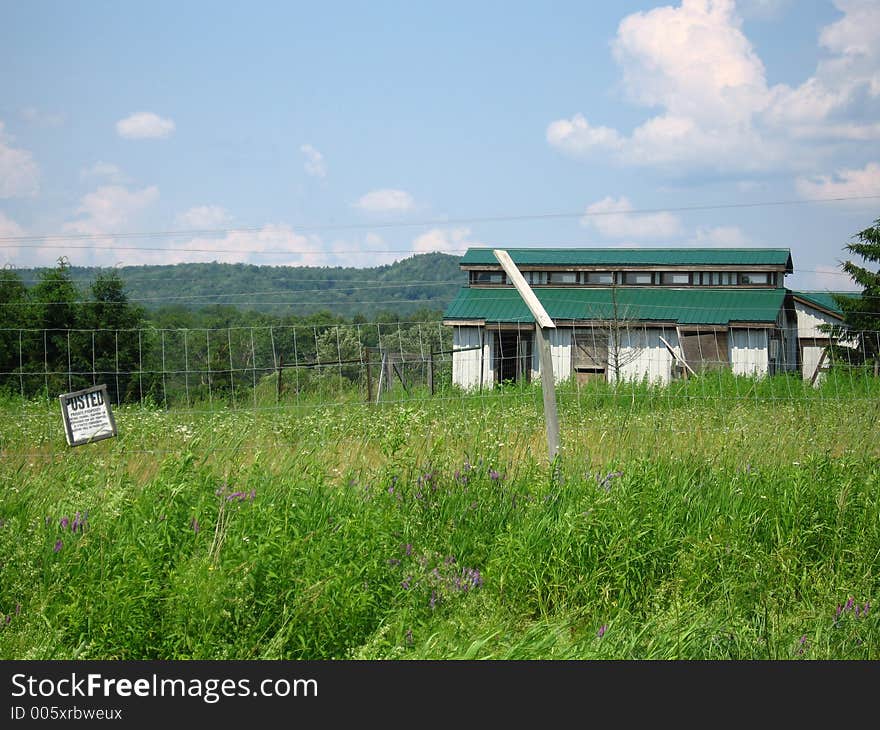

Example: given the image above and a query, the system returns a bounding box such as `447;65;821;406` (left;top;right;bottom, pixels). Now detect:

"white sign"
59;384;118;447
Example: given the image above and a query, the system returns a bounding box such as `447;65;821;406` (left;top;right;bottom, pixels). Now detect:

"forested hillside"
12;252;464;320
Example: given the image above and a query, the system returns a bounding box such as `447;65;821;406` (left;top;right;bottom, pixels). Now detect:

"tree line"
0;259;450;404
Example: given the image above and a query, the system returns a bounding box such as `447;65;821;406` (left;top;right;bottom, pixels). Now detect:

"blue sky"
1;0;878;291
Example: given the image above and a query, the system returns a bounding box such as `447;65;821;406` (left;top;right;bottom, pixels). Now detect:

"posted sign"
59;384;118;447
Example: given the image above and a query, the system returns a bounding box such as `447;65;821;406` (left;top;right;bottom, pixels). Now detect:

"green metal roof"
791;290;857;316
443;287;788;325
460;247;793;271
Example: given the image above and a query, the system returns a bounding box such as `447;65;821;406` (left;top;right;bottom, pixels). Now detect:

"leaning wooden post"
364;347;373;403
493;249;560;462
276;354;284;402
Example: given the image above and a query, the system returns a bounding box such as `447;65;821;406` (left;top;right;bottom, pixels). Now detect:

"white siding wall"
452;326;494;390
794;301;845;383
801;345;826;384
530;327;572;384
612;327;677;385
729;328;769;376
795;302;838;338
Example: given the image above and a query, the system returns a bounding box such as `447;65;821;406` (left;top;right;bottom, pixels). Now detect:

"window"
624;271;654;285
549;271;577;284
525;271;548;285
700;272;735;285
471;271;505;284
740;272;769;285
661;272;691;285
584;271;613;284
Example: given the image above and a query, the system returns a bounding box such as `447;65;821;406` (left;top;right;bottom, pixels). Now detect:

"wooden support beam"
364;348;373;403
492;249;559;462
659;335;696;377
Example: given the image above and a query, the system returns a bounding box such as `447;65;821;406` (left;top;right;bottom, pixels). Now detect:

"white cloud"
0;212;27;267
176;205;232;229
795;161;880;200
353;188;415;213
177;225;319;266
691;225;751;247
19;106;65;128
547;0;880;173
62;185;160;255
80;161;127;184
0;121;40;198
412;227;481;255
581;196;682;239
116;112;175;139
545;114;624;156
300;144;327;178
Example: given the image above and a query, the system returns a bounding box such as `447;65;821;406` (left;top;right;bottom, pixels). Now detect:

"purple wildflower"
59;516;69;530
460;567;483;590
191;518;200;534
401;576;411;590
53;539;63;553
864;602;871;616
597;624;607;638
405;543;412;557
489;469;500;482
597;471;623;491
797;635;808;655
388;558;400;566
845;596;855;612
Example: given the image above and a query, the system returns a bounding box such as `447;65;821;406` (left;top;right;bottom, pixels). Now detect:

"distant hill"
17;252;465;319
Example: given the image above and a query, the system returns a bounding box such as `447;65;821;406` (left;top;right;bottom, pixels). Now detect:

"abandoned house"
442;247;850;388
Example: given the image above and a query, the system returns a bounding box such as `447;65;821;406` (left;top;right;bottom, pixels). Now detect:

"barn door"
573;328;609;383
679;330;729;373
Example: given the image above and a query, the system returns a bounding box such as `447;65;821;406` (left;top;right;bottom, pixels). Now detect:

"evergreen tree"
834;217;880;367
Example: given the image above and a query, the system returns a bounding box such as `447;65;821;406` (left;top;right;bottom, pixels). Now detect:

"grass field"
1;371;878;659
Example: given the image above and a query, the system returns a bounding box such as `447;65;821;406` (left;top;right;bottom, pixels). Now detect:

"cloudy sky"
1;0;878;290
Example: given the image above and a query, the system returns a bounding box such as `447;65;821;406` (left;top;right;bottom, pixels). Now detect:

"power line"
1;193;879;246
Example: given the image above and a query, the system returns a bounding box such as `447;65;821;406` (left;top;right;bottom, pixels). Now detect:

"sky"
1;0;879;291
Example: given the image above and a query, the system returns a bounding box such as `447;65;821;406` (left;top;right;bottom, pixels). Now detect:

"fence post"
493;249;560;463
364;348;373;403
277;354;284;402
428;351;434;396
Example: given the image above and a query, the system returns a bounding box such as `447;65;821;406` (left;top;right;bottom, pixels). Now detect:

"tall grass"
0;373;877;659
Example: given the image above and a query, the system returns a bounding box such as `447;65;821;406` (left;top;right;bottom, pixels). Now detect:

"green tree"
0;267;29;393
83;270;147;403
27;258;83;395
833;217;880;368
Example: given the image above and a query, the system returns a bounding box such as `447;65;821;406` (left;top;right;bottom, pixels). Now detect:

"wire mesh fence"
1;318;878;470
